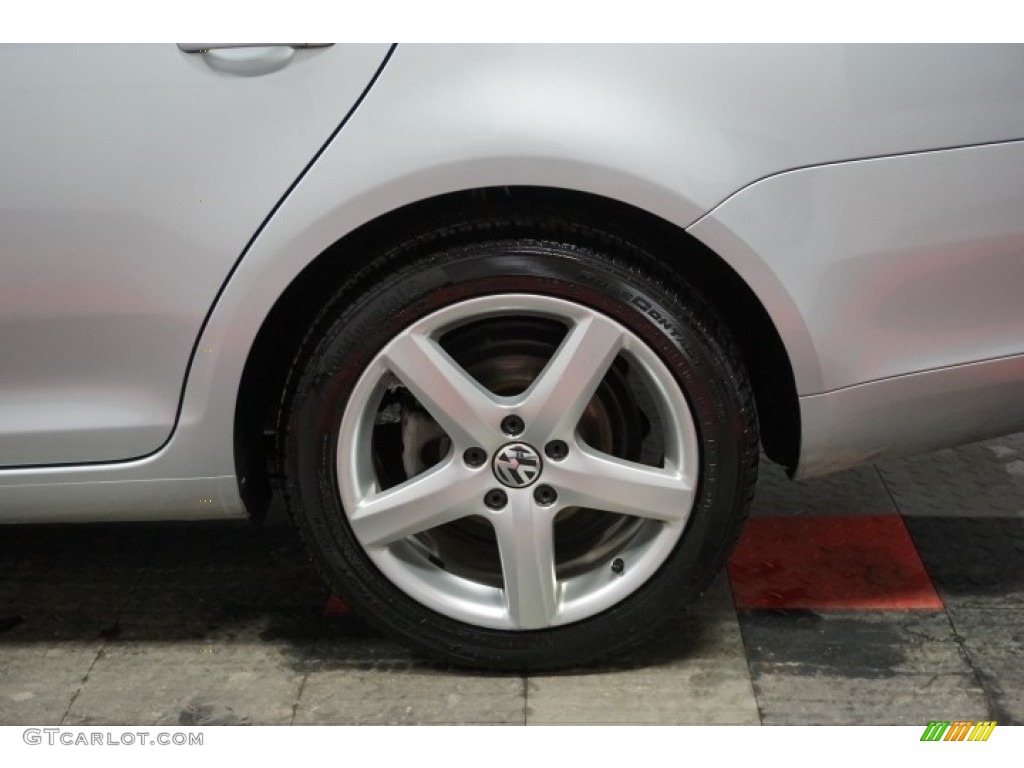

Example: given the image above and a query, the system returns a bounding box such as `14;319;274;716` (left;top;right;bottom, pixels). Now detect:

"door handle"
177;43;333;53
177;44;333;77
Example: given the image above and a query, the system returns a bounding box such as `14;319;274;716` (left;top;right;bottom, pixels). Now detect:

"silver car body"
2;44;1023;522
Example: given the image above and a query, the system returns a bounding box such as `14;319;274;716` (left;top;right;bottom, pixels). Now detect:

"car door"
0;43;391;466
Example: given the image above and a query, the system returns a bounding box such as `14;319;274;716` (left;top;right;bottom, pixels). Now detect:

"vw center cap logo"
492;443;542;488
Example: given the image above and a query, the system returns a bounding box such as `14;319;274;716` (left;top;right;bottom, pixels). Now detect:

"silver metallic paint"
2;44;1024;521
690;141;1024;394
690;140;1024;475
796;353;1024;479
0;43;391;466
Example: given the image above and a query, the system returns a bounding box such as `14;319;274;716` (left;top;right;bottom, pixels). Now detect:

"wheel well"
234;187;800;518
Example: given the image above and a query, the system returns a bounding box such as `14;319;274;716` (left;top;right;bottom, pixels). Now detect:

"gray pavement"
1;434;1023;725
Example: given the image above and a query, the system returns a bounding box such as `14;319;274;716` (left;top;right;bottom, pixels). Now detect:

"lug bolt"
544;440;568;461
484;489;508;510
611;558;625;575
463;447;487;467
533;484;557;506
500;414;525;436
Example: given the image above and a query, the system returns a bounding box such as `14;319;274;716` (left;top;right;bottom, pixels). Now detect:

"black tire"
278;211;758;671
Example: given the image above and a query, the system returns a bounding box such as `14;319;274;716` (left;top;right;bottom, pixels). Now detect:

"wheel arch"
234;186;801;518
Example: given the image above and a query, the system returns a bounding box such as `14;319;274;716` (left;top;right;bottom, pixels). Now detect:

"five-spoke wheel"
337;294;699;630
280;214;757;669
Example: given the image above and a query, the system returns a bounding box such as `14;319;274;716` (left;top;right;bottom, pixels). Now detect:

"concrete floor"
2;433;1023;725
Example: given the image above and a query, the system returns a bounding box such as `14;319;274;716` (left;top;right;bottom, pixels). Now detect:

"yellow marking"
968;721;997;741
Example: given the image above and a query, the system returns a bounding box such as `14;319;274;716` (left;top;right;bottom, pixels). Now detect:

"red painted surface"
324;593;352;616
727;515;943;610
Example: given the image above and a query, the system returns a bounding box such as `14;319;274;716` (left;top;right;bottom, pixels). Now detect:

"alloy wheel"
335;293;700;630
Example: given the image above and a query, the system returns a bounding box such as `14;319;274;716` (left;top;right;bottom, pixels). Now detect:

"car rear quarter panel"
690;141;1024;475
